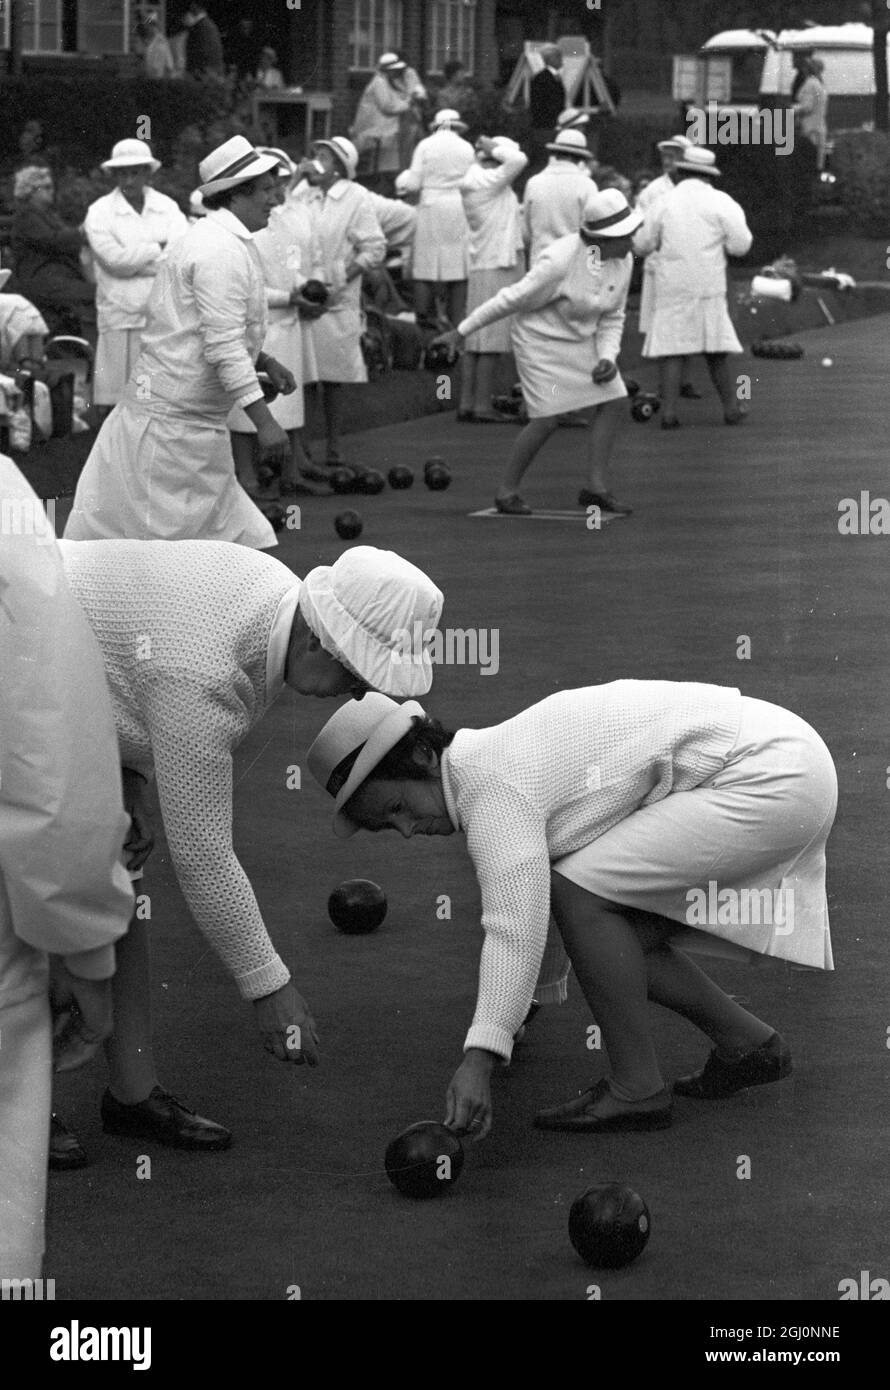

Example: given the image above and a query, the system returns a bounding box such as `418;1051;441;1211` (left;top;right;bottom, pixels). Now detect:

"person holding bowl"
308;682;836;1138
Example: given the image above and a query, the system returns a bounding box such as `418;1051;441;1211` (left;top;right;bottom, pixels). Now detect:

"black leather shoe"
679;384;702;399
673;1032;791;1099
49;1113;88;1171
578;488;633;515
534;1077;673;1133
495;492;532;516
101;1087;233;1151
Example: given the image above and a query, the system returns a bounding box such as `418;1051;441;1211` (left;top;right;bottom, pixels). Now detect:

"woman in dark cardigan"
9;166;96;335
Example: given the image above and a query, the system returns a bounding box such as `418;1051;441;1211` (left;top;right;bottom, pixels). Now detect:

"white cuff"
237;954;291;1001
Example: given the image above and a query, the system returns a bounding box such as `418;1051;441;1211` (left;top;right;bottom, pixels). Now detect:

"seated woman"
308;682;837;1140
0;265;49;368
9;167;96;338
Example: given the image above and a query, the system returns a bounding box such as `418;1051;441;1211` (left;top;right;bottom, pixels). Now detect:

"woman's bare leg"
550;875;664;1097
444;280;467;329
321;381;342;460
103;919;158;1105
472;353;501;415
497;417;559;499
705;352;737;417
458;352;477;415
659;356;683;421
585;398;625;494
644;944;774;1054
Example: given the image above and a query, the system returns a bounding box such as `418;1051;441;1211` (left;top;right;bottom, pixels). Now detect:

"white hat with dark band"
674;147;721;178
102;138;161;173
198;136;281;197
308;694;427;837
545;128;593;159
580;187;643;238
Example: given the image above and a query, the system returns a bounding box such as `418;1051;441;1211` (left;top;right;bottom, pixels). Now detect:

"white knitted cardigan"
440;681;743;1061
60;539;300;1000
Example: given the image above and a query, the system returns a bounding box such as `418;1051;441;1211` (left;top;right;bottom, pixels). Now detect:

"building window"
349;0;404;73
1;0;133;54
78;0;132;54
427;0;476;76
21;0;63;53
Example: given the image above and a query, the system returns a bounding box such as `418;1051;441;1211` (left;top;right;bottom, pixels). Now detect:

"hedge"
831;130;890;238
0;74;232;177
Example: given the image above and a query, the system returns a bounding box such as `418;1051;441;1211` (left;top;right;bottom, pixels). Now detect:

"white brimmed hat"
298;546;444;699
657;133;692;152
675;147;721;177
257;145;297;177
580;187;643;238
102;138;161;173
308;694;427;837
431;108;468;133
198;136;280;197
545;128;593;159
311;136;359;180
556;108;590;132
378;51;407;73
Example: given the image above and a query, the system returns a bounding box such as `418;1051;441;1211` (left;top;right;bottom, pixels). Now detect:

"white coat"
458;233;631;418
64;208;276;548
633;172;675;335
0;456;132;1277
636;177;752;359
460;146;527;271
85;186;188;332
396;128;475;281
227;199;320;432
350;73;413;174
290;179;385;383
522;159;597;262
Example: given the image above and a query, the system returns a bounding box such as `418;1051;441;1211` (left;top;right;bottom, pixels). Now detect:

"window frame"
426;0;476;78
349;0;405;74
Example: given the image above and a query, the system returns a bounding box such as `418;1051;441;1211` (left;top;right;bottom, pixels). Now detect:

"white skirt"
94;327;143;406
553;697;837;970
638;264;656;336
227;308;306;433
512;321;628;418
308;304;367;385
412;192;469;282
465;265;523;353
644;291;743;358
63;398;277;549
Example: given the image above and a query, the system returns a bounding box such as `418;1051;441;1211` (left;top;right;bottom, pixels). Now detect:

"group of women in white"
2;122;836;1288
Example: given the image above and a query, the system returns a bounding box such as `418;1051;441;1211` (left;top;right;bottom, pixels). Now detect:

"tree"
871;0;889;131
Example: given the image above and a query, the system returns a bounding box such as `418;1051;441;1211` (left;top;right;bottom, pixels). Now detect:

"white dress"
439;682;836;1063
636;177;752;358
85;186;188;405
458;232;631;418
290;180;385;384
460;147;527;354
64;209;276;549
227;200;320;433
396;128;475;282
0;458;131;1276
633;172;674;336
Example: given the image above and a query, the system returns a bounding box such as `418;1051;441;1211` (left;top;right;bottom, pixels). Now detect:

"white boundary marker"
469;507;627;523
